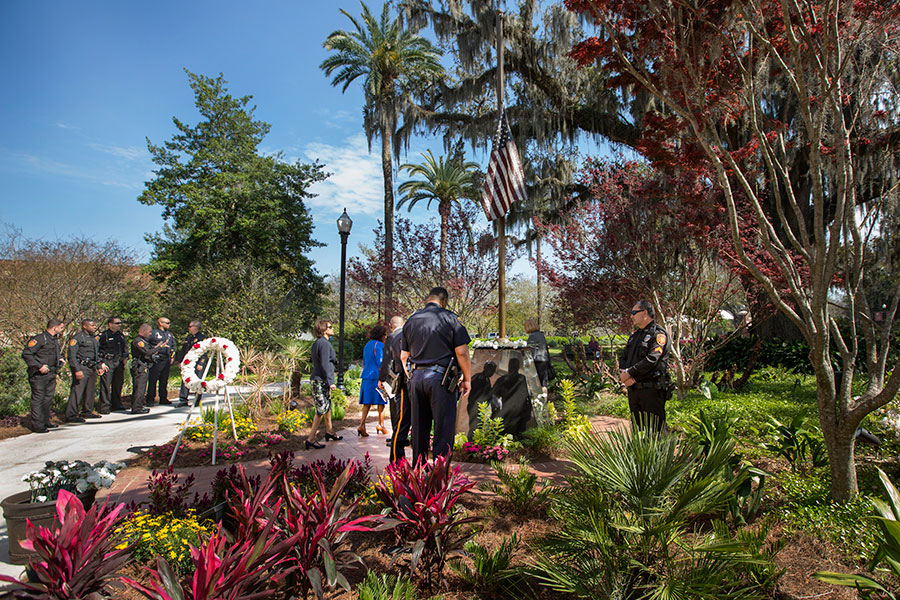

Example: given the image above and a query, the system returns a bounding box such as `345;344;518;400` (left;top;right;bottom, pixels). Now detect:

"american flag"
481;108;526;221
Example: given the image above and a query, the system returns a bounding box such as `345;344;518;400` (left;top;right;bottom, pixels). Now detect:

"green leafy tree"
321;2;444;315
139;70;327;321
398;150;478;277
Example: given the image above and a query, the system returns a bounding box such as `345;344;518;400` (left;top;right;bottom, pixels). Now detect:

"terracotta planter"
2;488;97;565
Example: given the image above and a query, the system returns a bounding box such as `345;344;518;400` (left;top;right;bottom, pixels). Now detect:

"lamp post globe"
336;208;352;390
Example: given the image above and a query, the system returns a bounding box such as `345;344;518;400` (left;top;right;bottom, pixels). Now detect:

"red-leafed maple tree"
540;159;746;399
567;0;900;500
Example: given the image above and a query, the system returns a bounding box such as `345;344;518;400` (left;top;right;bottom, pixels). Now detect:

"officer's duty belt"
411;363;448;375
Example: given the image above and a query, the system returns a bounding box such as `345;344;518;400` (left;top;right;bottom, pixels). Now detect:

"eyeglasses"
631;309;646;315
111;322;122;325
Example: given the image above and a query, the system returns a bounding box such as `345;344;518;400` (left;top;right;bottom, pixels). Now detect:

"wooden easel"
169;347;238;467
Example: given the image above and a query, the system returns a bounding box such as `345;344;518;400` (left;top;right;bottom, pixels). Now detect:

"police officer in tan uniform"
65;319;106;422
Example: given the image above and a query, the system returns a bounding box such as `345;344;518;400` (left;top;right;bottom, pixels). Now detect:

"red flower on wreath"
227;357;233;361
222;344;228;349
183;359;190;365
185;377;191;383
217;374;225;380
193;343;201;349
211;338;216;343
201;381;207;388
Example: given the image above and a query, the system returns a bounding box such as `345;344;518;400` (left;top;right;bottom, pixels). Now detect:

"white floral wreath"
180;337;241;393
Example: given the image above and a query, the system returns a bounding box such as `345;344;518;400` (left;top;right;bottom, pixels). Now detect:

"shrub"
277;409;310;434
355;572;418;600
290;453;373;500
214;439;246;462
228;458;381;600
375;455;480;591
123;519;299;600
815;468;900;596
219;413;257;439
451;534;521;597
481;459;554;515
530;425;780;599
521;424;563;456
763;414;828;472
180;418;213;441
133;467;199;517
459;442;509;463
117;510;212;574
471;402;516;449
0;348;29;417
0;491;131;599
331;387;347;420
558;379;591;441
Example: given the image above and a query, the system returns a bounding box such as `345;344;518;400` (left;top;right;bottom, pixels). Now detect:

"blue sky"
0;1;582;281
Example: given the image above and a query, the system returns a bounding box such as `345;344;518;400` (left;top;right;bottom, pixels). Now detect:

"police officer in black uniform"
619;300;671;431
379;315;410;463
174;320;207;408
131;323;158;414
65;319;105;422
21;318;66;433
98;316;128;413
401;287;472;465
147;317;175;405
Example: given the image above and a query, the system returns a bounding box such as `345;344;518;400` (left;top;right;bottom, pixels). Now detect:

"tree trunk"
381;124;394;317
824;418;859;503
439;200;449;279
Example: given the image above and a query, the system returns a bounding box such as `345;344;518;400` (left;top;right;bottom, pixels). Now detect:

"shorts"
311;380;332;416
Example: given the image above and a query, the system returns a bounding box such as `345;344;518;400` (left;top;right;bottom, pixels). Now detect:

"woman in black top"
525;319;552;393
305;319;343;449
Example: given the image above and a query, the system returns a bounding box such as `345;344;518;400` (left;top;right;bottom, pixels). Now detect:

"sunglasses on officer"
631;309;646;315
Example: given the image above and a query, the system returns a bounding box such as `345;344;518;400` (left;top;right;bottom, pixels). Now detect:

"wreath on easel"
180;337;240;392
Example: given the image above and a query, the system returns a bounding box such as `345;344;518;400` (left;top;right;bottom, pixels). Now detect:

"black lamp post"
336;208;353;390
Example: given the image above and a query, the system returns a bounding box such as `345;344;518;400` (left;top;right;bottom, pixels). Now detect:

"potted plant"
1;459;124;564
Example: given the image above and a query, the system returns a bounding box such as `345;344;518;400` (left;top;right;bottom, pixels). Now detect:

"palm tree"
398;150;478;278
320;2;443;315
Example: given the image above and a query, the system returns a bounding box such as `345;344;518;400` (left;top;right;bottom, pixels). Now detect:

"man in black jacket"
131;323;158;414
174;320;207;408
98;316;127;413
147;317;175;405
65;319;105;422
379;315;410;462
619;300;671;431
21;318;66;433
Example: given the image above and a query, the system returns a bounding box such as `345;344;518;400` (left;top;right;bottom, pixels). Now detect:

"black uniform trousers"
147;359;171;404
388;380;411;463
627;384;667;431
98;359;125;412
409;369;458;465
28;372;57;430
66;370;96;420
131;365;150;412
178;363;205;407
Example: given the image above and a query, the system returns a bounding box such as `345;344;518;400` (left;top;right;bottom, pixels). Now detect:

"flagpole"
496;11;507;339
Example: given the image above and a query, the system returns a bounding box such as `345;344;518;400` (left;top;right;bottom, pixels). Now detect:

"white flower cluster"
22;460;126;503
472;339;529;350
881;409;900;438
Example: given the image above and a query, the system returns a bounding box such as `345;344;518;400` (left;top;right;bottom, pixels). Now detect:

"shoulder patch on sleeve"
137;341;144;347
656;333;667;346
69;339;77;346
28;339;36;347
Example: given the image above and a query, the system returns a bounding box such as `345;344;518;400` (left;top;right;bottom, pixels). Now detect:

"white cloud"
87;142;145;161
1;148;143;190
303;134;385;218
52;121;79;130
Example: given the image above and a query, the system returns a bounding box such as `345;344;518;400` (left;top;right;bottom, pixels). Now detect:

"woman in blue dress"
357;324;388;436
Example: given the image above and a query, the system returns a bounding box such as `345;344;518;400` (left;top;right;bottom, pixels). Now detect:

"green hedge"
0;348;30;417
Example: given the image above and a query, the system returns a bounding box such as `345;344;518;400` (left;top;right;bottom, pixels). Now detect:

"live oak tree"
567;0;900;501
139;71;327;335
320;2;444;317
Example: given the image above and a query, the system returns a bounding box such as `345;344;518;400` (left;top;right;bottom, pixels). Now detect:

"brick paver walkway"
104;414;629;506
